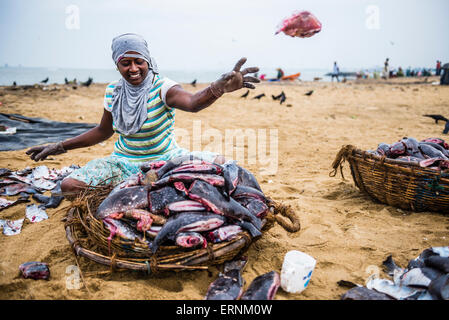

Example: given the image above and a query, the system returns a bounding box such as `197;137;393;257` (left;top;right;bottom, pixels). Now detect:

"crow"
252;93;265;100
305;90;314;96
81;77;93;87
279;92;286;105
272;91;285;100
444;122;449;135
40;77;49;84
423;114;449;124
190;79;197;87
240;90;250;98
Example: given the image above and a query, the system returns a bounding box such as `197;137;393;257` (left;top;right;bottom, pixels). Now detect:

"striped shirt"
104;75;180;162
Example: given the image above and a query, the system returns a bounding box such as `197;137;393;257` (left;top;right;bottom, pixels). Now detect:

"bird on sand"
252;93;265;100
279;92;286;105
423;114;449;124
305;90;314;96
240;90;250;98
190;79;197;87
272;91;285;100
40;77;49;84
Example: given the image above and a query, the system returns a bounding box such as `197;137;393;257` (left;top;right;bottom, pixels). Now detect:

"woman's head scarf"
110;33;159;136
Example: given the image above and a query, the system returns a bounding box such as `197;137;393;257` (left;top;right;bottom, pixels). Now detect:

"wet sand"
0;76;448;299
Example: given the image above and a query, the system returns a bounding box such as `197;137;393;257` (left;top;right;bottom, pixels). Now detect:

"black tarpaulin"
0;113;97;151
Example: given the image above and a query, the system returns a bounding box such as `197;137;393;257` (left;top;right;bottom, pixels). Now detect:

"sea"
0;66;343;86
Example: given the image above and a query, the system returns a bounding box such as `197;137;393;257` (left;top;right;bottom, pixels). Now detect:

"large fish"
160;163;222;179
102;217;148;246
148;186;187;214
152;173;225;189
151;212;226;253
420;142;449;157
237;167;262;192
175;232;207;249
232;185;267;202
151;155;204;180
109;172;144;196
187;180;262;230
421;137;449;150
399;267;443;288
275;11;322;38
418;143;449;160
165;200;206;215
140;160;166;173
222;161;240;194
402;137;424;158
206;225;243;243
95;186;149;219
205;256;248;300
240;271;280;300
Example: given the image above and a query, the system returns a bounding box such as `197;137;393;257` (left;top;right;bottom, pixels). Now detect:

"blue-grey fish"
240;271;280;300
151;212;226;253
205;256;248;300
341;287;393;300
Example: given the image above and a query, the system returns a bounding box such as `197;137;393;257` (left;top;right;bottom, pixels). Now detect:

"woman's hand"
26;142;67;162
211;57;260;97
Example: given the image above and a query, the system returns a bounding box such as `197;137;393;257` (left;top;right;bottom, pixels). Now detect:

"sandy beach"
0;77;448;300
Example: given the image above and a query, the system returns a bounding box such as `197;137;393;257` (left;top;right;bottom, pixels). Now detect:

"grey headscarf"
110;33;159;136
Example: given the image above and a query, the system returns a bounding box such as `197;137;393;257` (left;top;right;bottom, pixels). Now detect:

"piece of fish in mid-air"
240;271;280;300
175;232;207;249
151;212;226;253
19;261;50;280
95;186;149;219
341;287;393;300
205;256;248;300
275;11;322;38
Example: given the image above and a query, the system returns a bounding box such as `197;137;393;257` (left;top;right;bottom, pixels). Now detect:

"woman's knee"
61;177;87;196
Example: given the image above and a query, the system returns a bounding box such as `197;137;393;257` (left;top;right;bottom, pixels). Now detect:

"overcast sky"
0;0;448;71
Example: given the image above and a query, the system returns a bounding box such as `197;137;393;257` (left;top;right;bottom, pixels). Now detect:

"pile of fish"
205;256;280;300
0;165;78;235
95;155;269;254
368;137;449;170
341;246;449;300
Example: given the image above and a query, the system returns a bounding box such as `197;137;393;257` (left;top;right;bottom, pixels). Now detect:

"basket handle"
330;145;355;179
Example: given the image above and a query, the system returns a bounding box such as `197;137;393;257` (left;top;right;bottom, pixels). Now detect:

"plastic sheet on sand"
0;113;96;151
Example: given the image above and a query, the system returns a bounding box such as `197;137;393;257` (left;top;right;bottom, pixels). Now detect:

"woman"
26;33;259;195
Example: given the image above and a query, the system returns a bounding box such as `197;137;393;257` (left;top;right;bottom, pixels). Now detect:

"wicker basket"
64;184;300;274
331;145;449;213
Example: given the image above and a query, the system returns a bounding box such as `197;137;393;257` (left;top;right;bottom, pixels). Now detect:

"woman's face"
117;51;149;85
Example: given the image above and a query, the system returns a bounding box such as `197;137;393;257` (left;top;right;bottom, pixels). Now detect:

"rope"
330;145;353;179
110;253;117;273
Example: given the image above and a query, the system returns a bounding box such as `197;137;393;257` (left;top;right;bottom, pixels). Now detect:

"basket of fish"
65;155;300;273
331;137;449;213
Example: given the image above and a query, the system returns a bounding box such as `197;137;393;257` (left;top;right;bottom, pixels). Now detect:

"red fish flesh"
275;11;322;38
175;232;207;249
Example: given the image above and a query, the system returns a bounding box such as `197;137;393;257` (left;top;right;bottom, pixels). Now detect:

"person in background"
397;67;404;77
383;58;390;79
276;68;284;80
331;62;340;82
436;60;442;76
